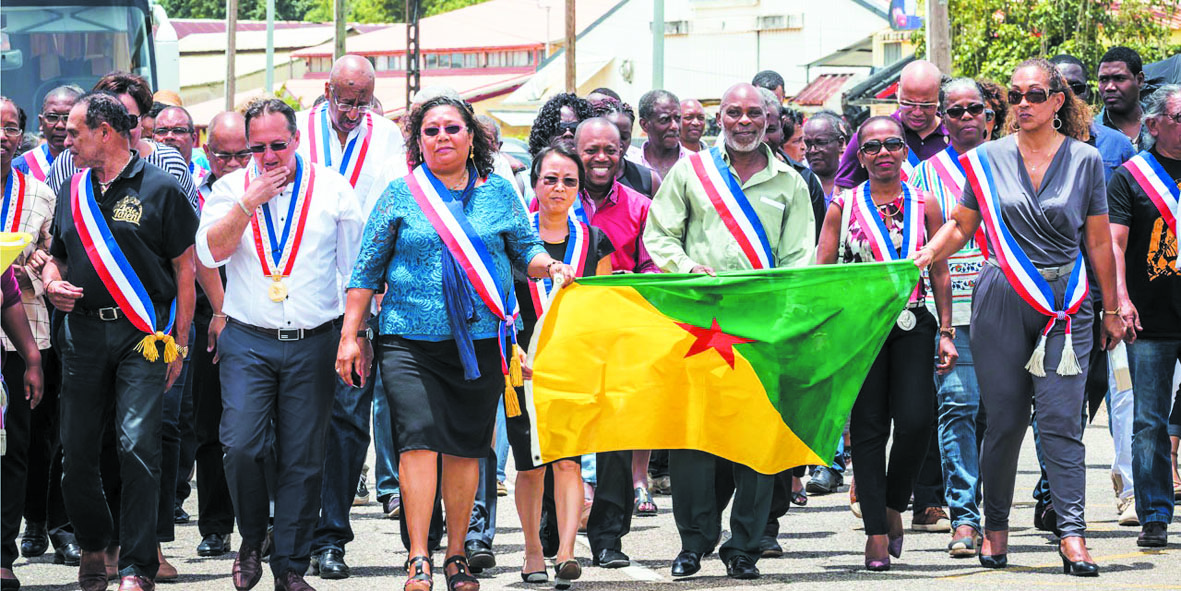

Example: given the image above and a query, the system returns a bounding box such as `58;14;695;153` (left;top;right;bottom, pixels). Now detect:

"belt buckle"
277;328;302;341
98;308;119;321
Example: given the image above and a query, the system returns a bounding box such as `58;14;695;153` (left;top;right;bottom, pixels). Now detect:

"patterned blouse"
832;182;929;301
349;173;545;340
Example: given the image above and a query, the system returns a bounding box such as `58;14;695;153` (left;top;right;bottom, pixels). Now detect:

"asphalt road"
13;407;1181;590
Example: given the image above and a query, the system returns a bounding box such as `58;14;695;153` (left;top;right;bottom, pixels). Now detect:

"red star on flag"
675;318;756;369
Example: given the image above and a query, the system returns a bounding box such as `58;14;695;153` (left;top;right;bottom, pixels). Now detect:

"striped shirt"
1;171;57;351
46;141;199;212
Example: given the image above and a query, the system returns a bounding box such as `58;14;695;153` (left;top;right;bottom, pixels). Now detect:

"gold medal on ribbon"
269;274;288;303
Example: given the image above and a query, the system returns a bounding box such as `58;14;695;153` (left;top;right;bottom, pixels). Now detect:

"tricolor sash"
688;147;774;269
849;182;925;302
899;148;920;182
918;145;989;257
1123;151;1179;266
528;212;589;317
962;145;1089;377
22;145;52;183
570;195;589;224
190;162;210;191
405;164;524;405
70;170;178;362
246;155;316;283
306;104;373;188
3;170;26;234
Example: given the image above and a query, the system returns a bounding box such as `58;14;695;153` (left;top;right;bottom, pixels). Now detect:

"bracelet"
212;313;228;319
46;279;59;292
1103;307;1121;316
235;199;252;217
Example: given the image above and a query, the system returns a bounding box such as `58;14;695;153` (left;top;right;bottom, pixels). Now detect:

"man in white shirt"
294;54;406;580
196;98;364;591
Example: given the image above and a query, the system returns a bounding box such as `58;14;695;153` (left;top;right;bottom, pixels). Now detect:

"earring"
1052;114;1062;130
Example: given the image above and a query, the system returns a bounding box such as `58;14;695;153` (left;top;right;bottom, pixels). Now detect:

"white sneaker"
1117;496;1139;526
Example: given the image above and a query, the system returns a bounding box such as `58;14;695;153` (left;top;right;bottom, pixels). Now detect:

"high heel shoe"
864;556;890;572
978;553;1007;568
887;534;903;559
1058;548;1099;577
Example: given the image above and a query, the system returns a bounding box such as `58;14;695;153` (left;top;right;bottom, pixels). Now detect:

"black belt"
228;317;336;341
73;306;125;321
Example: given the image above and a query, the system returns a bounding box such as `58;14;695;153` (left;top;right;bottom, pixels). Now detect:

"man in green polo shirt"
643;82;815;580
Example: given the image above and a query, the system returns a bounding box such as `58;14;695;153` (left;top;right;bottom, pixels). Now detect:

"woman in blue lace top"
336;96;575;591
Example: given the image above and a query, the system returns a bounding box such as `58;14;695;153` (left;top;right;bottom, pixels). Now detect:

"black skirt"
506;385;579;471
377;335;503;458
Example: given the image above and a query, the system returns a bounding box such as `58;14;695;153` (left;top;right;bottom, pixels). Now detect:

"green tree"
916;0;1179;81
302;0;486;24
160;0;315;20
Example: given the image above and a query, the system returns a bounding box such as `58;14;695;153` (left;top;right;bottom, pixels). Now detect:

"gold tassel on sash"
134;332;178;363
509;344;524;388
503;344;526;418
504;375;522;418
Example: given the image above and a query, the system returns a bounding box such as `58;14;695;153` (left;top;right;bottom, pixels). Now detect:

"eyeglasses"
154;126;193;137
422;124;465;137
899;99;939;111
1161;111;1181;124
943;103;987;119
1;126;22;138
41;113;69;125
985;109;996;122
330;91;371;114
211;149;253;162
557;121;579;133
540;175;579;188
1068;82;1089;97
1007;88;1058;105
247;141;291;154
859;138;906;155
804;136;844;150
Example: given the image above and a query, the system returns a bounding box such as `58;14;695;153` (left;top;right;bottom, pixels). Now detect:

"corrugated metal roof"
791;73;854;106
282;71;533;116
171;19;385;40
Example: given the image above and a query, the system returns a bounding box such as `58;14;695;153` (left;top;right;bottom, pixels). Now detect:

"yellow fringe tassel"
504;375;522;418
509;344;524;388
134;332;178;363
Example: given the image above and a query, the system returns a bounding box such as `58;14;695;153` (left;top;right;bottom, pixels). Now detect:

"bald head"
575;117;623;192
719;83;767;152
574;117;621;145
897;59;943;134
329;54;376;89
324;55;377;133
40;86;83;155
206;111;248;177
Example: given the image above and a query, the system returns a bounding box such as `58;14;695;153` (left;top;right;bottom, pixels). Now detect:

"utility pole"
652;0;664;89
406;0;421;111
334;0;347;60
927;0;951;75
564;0;575;93
265;0;275;93
225;0;237;110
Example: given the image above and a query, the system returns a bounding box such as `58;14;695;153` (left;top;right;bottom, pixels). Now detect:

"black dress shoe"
311;548;349;580
592;549;630;568
759;537;783;558
174;504;191;524
52;543;82;566
464;539;496;572
20;522;48;558
198;533;232;557
1138;522;1168;548
726;554;760;580
670;550;702;577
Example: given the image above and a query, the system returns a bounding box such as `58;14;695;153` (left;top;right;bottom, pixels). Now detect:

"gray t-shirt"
961;135;1107;267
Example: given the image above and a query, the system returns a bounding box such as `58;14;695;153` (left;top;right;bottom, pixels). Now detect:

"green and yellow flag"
523;261;919;474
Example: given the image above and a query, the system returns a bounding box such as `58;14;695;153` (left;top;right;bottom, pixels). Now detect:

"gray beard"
725;129;765;153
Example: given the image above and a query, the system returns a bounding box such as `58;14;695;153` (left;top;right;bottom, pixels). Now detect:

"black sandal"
405;555;433;591
443;555;479;591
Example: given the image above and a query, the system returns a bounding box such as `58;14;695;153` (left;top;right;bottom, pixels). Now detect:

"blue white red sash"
1123;151;1179;264
70;170;178;362
306;104;373;188
850;182;925;301
962;145;1088;376
22;145;52;183
405;164;520;376
899;148;920;182
245;155;316;281
918;145;989;256
688;147;774;269
570;195;589;224
528;212;589;317
3;170;26;233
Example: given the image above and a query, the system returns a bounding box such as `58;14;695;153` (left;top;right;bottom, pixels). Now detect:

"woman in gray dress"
915;58;1125;576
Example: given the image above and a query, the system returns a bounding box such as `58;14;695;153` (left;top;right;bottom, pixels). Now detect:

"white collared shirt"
296;107;407;201
196;164;363;330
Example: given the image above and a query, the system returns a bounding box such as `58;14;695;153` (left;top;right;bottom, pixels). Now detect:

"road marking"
574;528;665;581
937;549;1174;580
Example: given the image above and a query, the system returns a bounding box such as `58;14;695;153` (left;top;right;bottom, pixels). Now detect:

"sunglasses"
557;121;579;133
899;99;939;111
154;126;194;137
1008;88;1059;105
1068;82;1088;97
944;103;986;119
247;141;291;154
422;124;465;137
540;175;579;188
859;138;906;155
211;150;253;162
804;136;844;150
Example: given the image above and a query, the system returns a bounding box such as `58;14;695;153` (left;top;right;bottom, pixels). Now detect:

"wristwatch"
176;345;190;359
939;326;956;339
357;327;374;340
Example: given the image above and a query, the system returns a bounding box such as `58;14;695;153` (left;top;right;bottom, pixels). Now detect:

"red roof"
170;19;386;40
792;74;855;106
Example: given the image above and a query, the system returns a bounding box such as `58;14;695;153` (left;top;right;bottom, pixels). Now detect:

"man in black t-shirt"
1108;84;1181;550
42;92;196;591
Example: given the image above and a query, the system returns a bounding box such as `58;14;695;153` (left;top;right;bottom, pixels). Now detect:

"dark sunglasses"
422;124;465;137
154;126;194;137
859;138;905;155
212;150;253;162
247;141;291;154
557;121;579;132
1008;88;1058;105
944;103;986;119
1068;82;1089;97
541;175;579;188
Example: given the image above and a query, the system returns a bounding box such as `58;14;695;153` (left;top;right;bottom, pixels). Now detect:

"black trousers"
669;450;772;563
58;313;168;579
218;322;335;577
849;309;937;536
912;426;946;511
192;315;234;536
2;348;60;569
19;347;72;549
586;450;635;555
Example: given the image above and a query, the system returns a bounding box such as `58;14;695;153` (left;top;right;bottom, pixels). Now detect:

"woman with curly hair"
338;96;577;591
528;93;594;157
978;80;1008;140
915;58;1125;576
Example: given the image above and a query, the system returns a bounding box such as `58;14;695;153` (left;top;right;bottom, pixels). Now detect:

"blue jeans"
935;327;983;531
310;367;376;554
372;371;399;501
1129;338;1181;525
495;397;509;483
466;447;498;545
